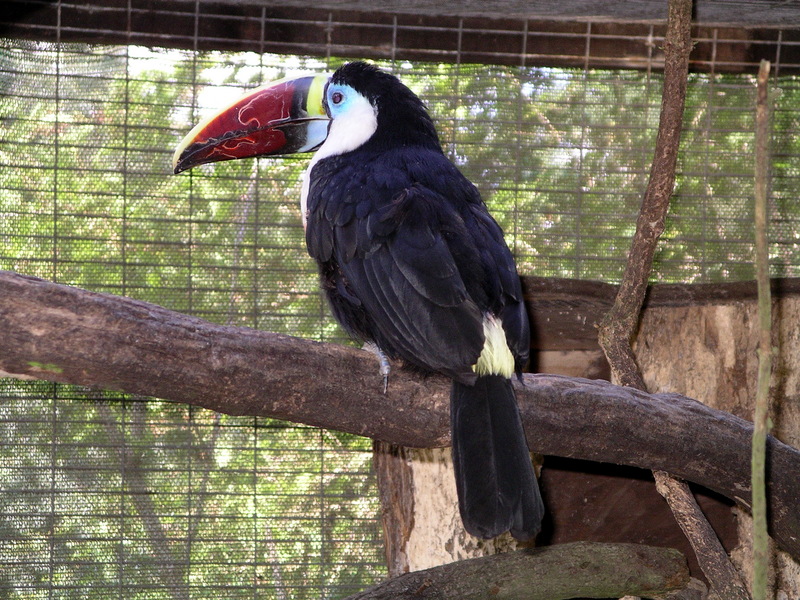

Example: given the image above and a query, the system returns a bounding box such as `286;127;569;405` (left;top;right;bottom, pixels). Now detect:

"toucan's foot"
363;342;391;394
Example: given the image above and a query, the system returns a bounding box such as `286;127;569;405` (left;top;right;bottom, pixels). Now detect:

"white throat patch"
314;93;377;162
300;92;378;227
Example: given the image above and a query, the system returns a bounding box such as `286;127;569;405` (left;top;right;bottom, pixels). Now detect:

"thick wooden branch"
342;542;690;600
1;269;799;560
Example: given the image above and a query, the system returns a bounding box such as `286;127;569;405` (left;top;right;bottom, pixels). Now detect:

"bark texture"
637;300;800;596
342;541;689;600
1;269;799;562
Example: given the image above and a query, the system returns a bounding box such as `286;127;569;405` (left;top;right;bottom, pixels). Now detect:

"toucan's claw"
363;342;391;394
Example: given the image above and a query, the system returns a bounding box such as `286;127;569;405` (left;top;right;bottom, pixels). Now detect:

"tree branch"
1;269;799;561
751;58;773;600
597;0;693;386
342;542;689;600
596;1;751;598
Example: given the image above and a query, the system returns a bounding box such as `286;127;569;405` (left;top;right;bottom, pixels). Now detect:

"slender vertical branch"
751;58;772;600
597;0;693;389
596;1;751;598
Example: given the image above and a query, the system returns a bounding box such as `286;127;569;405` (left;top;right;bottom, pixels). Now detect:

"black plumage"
305;62;544;540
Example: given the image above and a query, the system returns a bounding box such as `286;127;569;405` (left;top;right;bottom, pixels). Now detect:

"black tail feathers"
450;375;544;540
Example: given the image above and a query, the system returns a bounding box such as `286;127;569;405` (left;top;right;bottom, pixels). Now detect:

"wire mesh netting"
0;382;382;599
1;5;800;599
1;43;387;599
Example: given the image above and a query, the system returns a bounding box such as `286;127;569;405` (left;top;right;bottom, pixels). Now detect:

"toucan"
173;61;544;540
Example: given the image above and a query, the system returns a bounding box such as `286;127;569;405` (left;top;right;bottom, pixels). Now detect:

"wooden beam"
2;1;797;73
524;276;800;351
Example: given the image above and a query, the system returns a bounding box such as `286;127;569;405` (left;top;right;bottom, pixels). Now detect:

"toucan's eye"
331;91;344;105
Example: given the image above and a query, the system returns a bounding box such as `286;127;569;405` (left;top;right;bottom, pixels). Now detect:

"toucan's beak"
173;74;330;174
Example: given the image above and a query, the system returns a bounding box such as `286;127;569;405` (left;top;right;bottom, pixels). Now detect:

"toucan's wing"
306;147;528;377
406;150;529;368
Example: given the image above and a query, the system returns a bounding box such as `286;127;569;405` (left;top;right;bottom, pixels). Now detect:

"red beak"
173;74;330;174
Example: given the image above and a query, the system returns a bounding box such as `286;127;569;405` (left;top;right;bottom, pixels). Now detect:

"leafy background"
1;39;799;598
